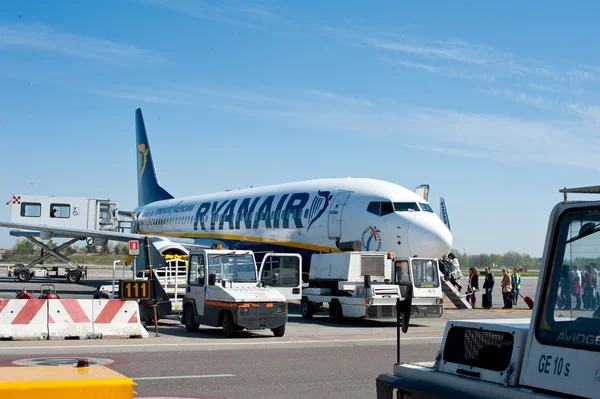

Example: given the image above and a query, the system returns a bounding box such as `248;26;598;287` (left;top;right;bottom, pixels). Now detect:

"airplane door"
328;192;351;239
187;254;205;316
258;253;302;301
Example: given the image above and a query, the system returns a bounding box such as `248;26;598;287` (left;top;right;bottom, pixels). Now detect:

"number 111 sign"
119;280;150;300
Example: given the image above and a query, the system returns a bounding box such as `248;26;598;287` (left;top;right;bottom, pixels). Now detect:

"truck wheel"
66;271;81;284
272;324;285;337
329;300;344;324
301;298;315;319
17;269;30;282
183;306;199;332
222;311;236;338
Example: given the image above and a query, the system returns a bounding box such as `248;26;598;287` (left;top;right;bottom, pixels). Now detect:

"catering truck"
376;185;600;399
300;251;444;322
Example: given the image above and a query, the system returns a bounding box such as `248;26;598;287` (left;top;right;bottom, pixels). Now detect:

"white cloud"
483;88;547;109
0;23;161;64
90;84;600;170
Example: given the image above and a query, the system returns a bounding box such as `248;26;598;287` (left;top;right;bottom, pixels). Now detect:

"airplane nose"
407;214;453;257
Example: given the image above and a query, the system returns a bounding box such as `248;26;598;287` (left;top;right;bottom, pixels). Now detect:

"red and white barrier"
48;299;95;340
0;299;48;340
92;300;149;339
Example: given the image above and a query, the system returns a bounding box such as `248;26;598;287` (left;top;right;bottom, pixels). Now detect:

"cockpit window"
367;202;381;216
420;203;434;213
381;202;394;216
367;201;395;216
393;202;420;212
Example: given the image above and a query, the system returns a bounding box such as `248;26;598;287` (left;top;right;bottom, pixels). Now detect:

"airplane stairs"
441;278;472;309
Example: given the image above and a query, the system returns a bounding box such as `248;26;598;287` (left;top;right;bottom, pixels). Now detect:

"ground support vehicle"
375;185;600;399
300;252;444;323
182;248;301;338
9;263;86;283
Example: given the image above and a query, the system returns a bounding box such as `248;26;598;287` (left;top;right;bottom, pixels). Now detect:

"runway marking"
133;374;235;381
0;336;442;351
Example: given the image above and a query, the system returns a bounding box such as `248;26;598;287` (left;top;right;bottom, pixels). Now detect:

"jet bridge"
7;194;125;283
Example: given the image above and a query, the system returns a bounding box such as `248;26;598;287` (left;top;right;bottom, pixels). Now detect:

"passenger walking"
559;264;571;309
501;268;513;309
590;262;600;309
466;267;479;308
583;265;594;310
482;267;495;309
572;265;582;310
512;268;521;306
448;253;463;292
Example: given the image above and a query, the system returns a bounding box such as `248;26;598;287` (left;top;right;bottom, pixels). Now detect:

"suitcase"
522;295;534;309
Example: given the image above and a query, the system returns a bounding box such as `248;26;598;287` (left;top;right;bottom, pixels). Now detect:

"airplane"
0;108;453;275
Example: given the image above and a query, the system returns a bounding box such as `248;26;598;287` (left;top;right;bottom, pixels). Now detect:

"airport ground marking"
0;336;443;352
133;374;235;381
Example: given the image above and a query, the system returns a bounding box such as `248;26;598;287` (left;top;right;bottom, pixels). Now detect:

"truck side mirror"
208;274;216;286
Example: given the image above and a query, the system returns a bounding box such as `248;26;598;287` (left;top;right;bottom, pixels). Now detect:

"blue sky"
1;0;600;257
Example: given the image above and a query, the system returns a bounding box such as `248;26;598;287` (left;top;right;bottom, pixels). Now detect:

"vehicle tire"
17;269;30;282
329;300;344;324
272;324;285;337
183;305;199;332
301;297;315;319
222;311;236;338
66;271;81;284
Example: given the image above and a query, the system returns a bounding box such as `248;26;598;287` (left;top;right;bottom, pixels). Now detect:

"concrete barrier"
48;299;96;340
0;299;148;340
92;300;149;339
0;299;48;340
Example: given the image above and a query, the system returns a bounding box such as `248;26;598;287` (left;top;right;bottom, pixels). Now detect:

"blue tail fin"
136;108;174;207
439;197;451;232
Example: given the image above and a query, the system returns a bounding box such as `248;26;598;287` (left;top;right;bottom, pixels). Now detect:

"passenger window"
367;202;381;216
50;204;70;218
381;202;394;216
21;203;41;217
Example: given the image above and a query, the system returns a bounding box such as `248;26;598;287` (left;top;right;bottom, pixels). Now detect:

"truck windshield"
538;208;600;351
411;259;439;288
207;254;257;283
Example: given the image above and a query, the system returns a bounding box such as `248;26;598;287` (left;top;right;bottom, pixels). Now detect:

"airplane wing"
0;221;213;249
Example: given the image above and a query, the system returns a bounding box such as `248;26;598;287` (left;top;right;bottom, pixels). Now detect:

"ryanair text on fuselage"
141;190;334;232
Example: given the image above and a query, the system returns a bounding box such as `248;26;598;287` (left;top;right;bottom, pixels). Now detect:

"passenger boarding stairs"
441;277;472;309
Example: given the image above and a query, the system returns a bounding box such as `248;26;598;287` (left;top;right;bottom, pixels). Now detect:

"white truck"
182;248;302;338
300;252;444;322
376;185;600;399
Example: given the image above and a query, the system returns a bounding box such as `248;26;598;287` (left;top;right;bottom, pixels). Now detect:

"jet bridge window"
50;204;70;218
20;203;41;217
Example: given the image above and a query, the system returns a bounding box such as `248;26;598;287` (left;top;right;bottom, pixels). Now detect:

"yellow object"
0;365;136;399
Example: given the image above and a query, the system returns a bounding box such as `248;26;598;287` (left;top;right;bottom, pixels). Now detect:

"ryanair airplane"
0;108;453;274
132;108;452;266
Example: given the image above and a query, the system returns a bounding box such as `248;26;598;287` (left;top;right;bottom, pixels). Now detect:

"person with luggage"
482;267;495;309
512;268;521;306
501;268;513;309
466;267;479;308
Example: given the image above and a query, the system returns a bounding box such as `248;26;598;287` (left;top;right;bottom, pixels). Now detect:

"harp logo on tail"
138;144;149;185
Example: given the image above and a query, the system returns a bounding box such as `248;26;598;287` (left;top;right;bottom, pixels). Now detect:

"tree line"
451;249;542;269
6;239;130;259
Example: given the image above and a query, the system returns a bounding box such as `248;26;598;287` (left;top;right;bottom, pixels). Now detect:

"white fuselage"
134;178;453;265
